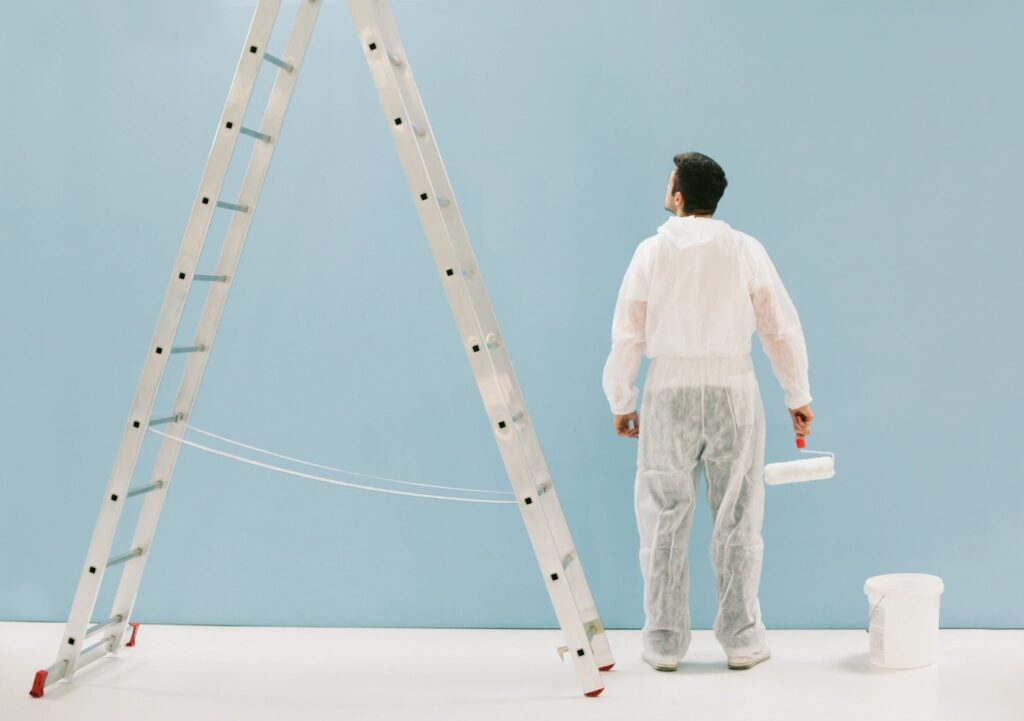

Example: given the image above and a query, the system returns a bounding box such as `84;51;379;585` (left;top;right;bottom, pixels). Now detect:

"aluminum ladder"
31;0;613;700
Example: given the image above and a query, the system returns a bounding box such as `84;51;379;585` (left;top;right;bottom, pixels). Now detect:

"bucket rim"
864;573;944;596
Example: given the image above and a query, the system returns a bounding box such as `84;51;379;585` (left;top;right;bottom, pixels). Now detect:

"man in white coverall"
602;152;814;672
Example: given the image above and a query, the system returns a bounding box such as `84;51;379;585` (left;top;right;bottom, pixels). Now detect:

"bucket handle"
866;594;886;632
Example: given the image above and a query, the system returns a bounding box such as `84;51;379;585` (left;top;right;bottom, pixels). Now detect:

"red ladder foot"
598;663;615;671
584;687;605;697
29;670;48;698
126;622;141;647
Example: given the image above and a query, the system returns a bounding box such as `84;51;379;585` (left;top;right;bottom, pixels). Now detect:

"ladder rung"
148;413;183;427
106;548;144;568
126;480;165;498
239;126;272;142
79;635;114;659
215;200;250;213
86;614;124;638
193;274;229;282
170;344;207;354
262;52;294;72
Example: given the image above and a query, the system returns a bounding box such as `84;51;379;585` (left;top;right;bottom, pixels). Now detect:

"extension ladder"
31;0;614;699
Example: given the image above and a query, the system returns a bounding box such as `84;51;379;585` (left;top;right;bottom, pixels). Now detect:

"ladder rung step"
126;480;165;498
170;344;207;354
86;614;124;638
239;126;272;142
215;200;250;213
193;274;229;282
262;52;294;72
79;635;114;658
106;548;144;568
148;413;183;427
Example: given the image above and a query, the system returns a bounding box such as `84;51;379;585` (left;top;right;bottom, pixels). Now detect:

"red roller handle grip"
795;436;806;449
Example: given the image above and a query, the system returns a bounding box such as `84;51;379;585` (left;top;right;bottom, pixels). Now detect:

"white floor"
2;623;1021;721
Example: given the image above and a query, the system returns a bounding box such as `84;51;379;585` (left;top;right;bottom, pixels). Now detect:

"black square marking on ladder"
202;197;210;205
368;42;377;51
472;345;480;352
132;421;141;429
67;638;75;646
89;566;96;574
393;117;403;125
524;497;533;505
155;347;163;354
250;45;258;54
446;269;454;276
498;421;507;429
110;494;118;502
576;649;585;657
550;573;559;581
420;193;428;201
179;272;186;280
226;121;234;129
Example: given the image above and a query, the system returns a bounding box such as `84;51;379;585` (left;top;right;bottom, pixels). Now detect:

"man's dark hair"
672;152;728;214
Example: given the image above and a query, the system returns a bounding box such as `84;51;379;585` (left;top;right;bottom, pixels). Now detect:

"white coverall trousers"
635;355;767;661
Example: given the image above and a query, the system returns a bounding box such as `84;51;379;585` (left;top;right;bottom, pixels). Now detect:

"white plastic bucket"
864;573;944;669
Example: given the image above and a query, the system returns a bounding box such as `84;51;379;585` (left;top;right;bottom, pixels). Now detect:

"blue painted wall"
2;0;1021;629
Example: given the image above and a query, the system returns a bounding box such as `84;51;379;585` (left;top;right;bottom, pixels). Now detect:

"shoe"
642;652;679;672
727;648;770;670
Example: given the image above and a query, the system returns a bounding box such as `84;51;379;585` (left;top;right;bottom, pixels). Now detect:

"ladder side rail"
359;1;604;593
51;0;284;681
354;0;613;670
348;0;608;693
104;0;323;652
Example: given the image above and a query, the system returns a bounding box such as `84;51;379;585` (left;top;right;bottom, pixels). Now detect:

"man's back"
604;214;811;413
638;215;759;359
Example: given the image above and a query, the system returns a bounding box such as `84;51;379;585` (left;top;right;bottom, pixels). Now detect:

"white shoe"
727;648;771;670
642;652;679;672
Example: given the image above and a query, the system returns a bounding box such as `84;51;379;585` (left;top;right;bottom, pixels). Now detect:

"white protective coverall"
602;214;811;661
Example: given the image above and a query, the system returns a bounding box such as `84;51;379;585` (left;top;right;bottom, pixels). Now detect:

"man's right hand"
789;404;814;437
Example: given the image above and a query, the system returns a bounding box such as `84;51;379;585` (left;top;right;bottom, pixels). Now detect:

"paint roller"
764;436;836;486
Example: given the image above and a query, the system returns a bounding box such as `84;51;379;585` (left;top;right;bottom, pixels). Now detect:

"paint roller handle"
796;436;806;449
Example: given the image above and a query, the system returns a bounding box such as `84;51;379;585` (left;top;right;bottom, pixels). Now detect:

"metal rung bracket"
106;548;144;568
148;413;184;426
216;200;250;213
584;618;604;641
86;614;124;638
263;52;294;72
194;274;229;282
240;126;273;142
126;480;165;498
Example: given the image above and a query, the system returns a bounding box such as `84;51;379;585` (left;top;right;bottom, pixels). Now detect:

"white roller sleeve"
764;456;835;485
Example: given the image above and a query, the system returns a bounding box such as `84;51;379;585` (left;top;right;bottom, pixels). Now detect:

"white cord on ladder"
149;428;518;505
182;423;513;496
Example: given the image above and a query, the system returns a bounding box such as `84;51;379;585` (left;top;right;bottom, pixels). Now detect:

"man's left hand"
614;412;640;438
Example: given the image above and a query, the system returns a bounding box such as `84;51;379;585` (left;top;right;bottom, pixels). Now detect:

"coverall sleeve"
745;239;813;409
601;243;651;415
